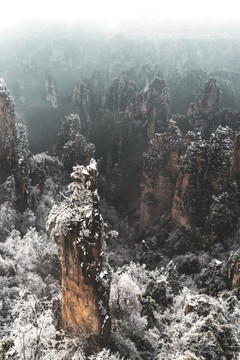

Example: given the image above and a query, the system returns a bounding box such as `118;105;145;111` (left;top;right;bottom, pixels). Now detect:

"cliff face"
172;126;235;236
47;161;111;347
55;113;95;170
140;121;182;232
73;81;91;133
231;133;240;186
0;79;16;184
45;69;58;108
188;78;221;119
0;79;60;212
140;78;240;245
96;74;172;215
188;77;222;135
106;70;137;115
146;78;171;139
89;70;106;114
0;79;36;210
227;250;240;290
13;124;33;209
141;124;238;242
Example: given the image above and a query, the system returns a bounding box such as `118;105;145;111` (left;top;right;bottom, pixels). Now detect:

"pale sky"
1;0;240;30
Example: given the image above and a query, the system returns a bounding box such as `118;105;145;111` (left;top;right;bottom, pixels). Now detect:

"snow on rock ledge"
47;159;111;349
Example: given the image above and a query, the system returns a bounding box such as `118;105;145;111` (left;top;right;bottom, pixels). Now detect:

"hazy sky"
1;0;240;30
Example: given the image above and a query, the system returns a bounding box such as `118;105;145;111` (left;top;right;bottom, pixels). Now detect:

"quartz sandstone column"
0;79;16;184
47;160;111;347
140;120;181;233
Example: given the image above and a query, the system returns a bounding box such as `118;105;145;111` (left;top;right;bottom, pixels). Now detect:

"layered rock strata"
96;74;171;214
140;78;240;245
0;79;16;184
188;77;221;124
188;77;222;138
227;250;240;290
0;79;65;214
89;70;106;114
172;126;234;231
47;160;111;347
106;70;137;115
140;120;182;232
72;81;91;133
0;79;38;210
145;77;171;139
141;124;238;241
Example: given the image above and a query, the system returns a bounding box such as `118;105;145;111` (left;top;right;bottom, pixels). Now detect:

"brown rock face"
89;70;106;113
146;78;171;139
140;122;239;243
139;77;240;245
90;75;171;216
188;77;221;119
188;77;221;134
227;250;240;290
172;126;235;236
73;81;91;133
55;114;95;170
0;79;16;184
0;79;38;211
47;160;111;347
140;120;182;232
184;295;214;316
231;133;240;186
106;70;137;115
13;124;32;209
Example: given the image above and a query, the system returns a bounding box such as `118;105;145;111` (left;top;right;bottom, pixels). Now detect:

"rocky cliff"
72;81;91;134
0;79;16;184
231;133;240;186
94;74;172;215
188;77;221;120
106;70;137;115
140;78;240;247
140;120;182;232
187;77;222;136
172;126;237;242
89;70;106;115
227;250;240;290
145;77;171;139
0;79;63;213
47;160;111;348
55;113;95;171
0;79;37;210
45;69;58;108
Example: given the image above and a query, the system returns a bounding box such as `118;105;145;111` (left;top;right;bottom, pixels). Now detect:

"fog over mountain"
1;0;240;37
1;3;240;360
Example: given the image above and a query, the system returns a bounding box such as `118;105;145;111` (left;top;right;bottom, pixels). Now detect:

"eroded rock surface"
72;81;91;133
227;250;240;290
172;126;235;235
0;79;16;184
55;113;95;170
106;70;137;115
140;78;240;247
0;79;37;210
140;120;182;232
47;160;111;347
188;77;221;135
145;77;171;139
45;69;58;108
